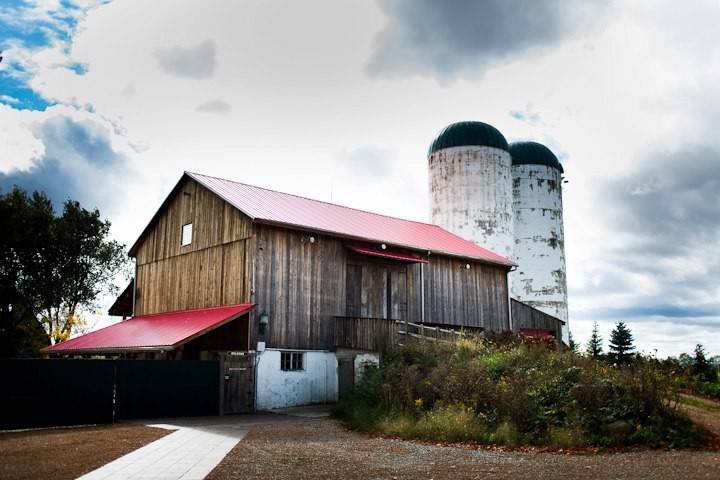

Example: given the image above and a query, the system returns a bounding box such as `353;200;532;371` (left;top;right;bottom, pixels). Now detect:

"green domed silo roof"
509;141;564;173
428;121;509;155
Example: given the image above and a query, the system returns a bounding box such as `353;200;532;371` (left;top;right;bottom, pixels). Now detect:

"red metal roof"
348;245;429;263
42;304;254;353
184;172;515;266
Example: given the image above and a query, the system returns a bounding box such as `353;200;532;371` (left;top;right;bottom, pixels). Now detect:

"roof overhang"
347;245;429;263
42;303;255;354
254;218;516;268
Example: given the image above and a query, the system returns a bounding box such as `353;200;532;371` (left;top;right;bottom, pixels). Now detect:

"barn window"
181;223;193;246
280;351;304;371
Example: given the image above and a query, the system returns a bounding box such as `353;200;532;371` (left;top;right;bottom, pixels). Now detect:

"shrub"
334;338;708;448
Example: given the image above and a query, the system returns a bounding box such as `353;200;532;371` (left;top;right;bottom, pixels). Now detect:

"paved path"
76;421;247;480
76;407;332;480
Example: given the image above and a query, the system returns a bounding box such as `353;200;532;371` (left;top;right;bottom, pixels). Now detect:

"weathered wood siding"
333;316;395;352
345;257;410;320
511;298;563;338
133;178;253;315
134;177;252;265
253;225;509;350
252;225;346;350
129;177;510;346
422;256;510;332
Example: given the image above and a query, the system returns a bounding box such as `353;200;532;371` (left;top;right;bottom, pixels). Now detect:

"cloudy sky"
1;0;718;357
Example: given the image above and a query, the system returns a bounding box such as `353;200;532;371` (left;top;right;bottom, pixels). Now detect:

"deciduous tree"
0;187;128;352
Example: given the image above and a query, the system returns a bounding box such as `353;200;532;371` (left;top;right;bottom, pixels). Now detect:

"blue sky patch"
0;0;87;111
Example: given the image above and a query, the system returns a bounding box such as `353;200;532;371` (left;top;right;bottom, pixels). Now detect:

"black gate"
0;359;219;430
0;359;115;429
115;360;219;420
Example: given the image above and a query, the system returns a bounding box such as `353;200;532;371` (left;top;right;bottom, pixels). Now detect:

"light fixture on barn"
465;264;471;270
258;312;269;335
380;243;387;250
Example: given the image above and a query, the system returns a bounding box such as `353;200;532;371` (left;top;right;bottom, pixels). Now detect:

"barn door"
220;352;255;414
338;359;354;399
389;269;408;320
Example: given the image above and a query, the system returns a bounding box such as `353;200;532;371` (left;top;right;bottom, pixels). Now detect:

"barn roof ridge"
129;171;516;267
185;171;443;229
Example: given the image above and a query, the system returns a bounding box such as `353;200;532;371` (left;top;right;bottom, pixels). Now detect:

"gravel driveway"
207;417;720;480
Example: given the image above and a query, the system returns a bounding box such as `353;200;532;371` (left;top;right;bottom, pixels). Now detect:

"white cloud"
2;0;719;355
155;40;216;79
195;99;231;115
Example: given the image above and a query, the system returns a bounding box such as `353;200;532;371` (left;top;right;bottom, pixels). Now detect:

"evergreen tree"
568;331;579;353
608;321;635;365
585;321;603;359
692;344;714;381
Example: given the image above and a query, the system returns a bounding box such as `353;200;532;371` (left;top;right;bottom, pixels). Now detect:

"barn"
44;171;563;412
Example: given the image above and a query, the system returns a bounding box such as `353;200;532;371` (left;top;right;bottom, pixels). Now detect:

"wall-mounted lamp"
258;312;269;335
465;263;471;270
309;236;315;243
380;243;387;250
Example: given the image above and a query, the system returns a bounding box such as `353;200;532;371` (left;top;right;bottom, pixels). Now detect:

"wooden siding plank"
134;177;252;266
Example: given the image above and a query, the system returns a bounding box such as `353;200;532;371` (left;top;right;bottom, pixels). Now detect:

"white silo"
428;121;514;260
510;141;569;339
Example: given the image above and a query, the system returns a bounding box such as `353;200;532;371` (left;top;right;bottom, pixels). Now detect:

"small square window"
280;351;304;371
181;223;193;246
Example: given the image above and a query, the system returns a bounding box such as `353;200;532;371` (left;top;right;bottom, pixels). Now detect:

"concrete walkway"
76;408;332;480
77;421;247;480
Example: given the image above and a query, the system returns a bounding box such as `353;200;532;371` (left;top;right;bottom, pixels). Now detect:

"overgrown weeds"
334;337;708;448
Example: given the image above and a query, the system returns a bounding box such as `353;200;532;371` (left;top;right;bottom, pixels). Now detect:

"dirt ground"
0;423;170;480
681;394;720;434
207;418;720;480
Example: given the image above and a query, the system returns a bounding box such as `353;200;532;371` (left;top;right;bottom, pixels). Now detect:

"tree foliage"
0;187;128;353
692;344;715;382
568;331;579;353
608;321;635;365
585;321;603;359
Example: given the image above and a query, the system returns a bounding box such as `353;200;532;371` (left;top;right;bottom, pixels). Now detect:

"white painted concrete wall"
429;146;514;261
255;349;338;410
353;352;379;384
511;164;569;341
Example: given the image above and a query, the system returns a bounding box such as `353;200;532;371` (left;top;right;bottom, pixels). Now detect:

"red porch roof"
42;304;254;353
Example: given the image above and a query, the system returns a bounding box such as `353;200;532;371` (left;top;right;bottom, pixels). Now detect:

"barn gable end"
130;175;254;316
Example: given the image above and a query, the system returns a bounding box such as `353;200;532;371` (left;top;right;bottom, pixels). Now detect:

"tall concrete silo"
510;141;568;338
428;121;514;260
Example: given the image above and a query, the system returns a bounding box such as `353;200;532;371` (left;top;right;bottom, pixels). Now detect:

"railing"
396;321;482;345
333;317;483;352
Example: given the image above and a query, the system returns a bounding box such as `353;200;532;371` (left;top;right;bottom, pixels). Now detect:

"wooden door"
338;359;354;399
389;269;408;320
361;265;387;318
220;352;254;414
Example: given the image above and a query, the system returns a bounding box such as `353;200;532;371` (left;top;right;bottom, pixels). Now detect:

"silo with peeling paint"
510;141;568;339
428;121;514;260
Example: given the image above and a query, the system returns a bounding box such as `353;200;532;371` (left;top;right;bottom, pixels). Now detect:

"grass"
680;394;720;415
